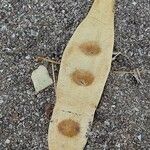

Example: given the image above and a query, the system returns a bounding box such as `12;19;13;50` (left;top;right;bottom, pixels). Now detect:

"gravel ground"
0;0;150;150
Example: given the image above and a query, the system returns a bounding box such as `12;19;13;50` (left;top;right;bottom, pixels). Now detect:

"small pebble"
104;120;110;126
0;100;4;104
25;55;31;60
5;139;10;144
111;105;116;108
137;134;142;141
132;1;137;5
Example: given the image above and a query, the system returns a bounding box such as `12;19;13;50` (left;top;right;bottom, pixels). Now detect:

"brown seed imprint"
58;119;80;137
79;41;101;56
71;70;94;86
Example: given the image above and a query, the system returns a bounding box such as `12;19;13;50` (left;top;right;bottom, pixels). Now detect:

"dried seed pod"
48;0;115;149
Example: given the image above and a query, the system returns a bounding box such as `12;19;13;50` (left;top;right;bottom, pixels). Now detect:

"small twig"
132;68;143;85
112;52;121;61
113;50;135;66
35;56;61;65
51;63;57;91
112;69;146;85
112;69;149;74
112;70;132;74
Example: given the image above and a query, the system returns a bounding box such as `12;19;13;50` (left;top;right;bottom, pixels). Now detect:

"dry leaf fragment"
31;65;53;93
